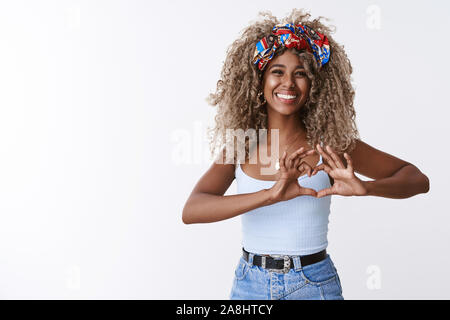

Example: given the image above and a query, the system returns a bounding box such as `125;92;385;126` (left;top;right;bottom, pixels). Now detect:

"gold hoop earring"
257;91;266;105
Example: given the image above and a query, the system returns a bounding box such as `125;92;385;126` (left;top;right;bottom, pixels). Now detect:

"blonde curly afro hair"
207;8;360;163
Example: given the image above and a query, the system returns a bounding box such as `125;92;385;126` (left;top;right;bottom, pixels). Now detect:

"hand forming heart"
268;145;368;204
268;147;319;203
311;144;368;198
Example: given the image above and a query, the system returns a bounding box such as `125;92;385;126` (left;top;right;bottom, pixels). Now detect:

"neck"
266;111;306;147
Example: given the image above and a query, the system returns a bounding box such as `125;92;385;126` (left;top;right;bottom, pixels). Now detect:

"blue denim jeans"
229;252;344;300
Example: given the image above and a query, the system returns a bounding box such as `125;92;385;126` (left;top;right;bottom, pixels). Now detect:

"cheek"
263;76;280;94
296;78;311;92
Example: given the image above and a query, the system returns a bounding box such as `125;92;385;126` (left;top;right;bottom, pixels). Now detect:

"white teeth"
276;93;297;99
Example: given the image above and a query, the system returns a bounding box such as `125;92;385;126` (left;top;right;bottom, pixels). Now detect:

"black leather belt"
242;248;326;273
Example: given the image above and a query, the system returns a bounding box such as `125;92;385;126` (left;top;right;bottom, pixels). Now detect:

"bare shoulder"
344;139;411;179
189;147;236;196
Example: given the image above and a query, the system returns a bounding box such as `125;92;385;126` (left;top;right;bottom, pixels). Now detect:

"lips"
276;93;297;99
275;92;298;104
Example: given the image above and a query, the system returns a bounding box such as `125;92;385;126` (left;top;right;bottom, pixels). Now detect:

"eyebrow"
268;64;305;70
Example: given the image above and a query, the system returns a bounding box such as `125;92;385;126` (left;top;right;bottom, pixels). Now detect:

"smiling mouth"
275;92;298;103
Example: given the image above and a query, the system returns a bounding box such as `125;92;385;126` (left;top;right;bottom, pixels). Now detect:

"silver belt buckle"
283;255;291;273
267;254;291;273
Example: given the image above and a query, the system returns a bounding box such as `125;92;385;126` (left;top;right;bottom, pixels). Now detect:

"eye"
295;71;307;77
271;69;283;75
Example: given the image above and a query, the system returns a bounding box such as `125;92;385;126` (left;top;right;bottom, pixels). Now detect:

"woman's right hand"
268;147;318;203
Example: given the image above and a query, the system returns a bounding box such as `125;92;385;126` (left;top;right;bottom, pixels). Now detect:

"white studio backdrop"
0;0;448;299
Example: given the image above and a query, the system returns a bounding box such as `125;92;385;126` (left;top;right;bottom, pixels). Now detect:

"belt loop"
248;253;254;266
293;255;302;271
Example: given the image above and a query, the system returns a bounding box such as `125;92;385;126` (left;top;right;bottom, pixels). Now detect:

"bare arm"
182;147;318;224
182;150;273;224
182;188;273;224
362;163;429;198
322;139;430;199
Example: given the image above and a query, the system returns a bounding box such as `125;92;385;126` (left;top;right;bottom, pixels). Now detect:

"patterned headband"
252;23;331;71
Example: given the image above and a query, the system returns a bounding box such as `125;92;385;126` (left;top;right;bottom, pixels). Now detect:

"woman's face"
262;49;311;115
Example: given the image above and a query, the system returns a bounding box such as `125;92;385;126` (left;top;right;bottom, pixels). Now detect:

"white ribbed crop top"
235;154;332;255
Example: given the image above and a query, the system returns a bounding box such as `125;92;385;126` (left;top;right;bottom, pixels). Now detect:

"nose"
282;73;295;88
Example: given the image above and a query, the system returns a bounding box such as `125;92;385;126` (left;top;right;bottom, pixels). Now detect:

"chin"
272;102;304;115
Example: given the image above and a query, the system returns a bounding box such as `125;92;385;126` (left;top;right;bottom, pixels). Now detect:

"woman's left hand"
311;144;368;198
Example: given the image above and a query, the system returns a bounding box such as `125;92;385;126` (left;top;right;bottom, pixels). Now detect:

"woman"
182;9;429;300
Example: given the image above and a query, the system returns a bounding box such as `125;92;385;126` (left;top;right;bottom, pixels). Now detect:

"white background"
0;0;448;299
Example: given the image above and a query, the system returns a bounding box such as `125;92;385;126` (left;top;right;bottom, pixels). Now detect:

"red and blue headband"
252;23;331;71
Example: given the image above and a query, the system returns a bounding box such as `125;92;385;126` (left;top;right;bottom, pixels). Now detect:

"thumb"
299;187;317;197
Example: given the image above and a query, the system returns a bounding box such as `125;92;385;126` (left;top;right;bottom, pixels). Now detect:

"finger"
296;161;304;173
344;152;353;171
297;162;313;177
311;163;324;176
317;144;337;169
316;144;337;170
326;145;345;169
305;164;312;177
316;187;334;198
311;163;332;176
292;155;302;170
299;149;316;160
298;148;316;157
287;147;305;168
288;147;314;169
323;164;332;174
292;147;315;161
299;187;317;197
292;149;315;169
